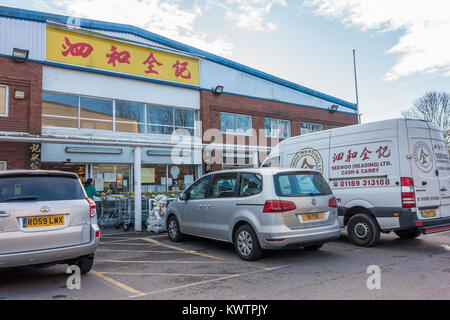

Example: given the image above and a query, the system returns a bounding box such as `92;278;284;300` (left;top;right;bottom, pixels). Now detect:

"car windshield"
0;175;86;202
274;172;332;197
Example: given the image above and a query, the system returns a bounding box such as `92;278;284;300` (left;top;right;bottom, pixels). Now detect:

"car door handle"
204;204;210;209
442;188;448;192
0;211;10;218
422;181;427;186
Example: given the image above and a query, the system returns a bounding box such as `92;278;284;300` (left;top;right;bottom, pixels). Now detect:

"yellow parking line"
101;237;146;243
99;271;238;277
97;249;179;253
99;242;161;246
97;259;231;264
101;233;167;239
140;237;224;261
91;270;146;297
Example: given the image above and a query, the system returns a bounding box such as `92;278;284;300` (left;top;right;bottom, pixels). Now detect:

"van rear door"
406;120;442;219
428;123;450;218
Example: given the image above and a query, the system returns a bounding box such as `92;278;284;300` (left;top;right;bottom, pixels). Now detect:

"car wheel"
347;213;380;247
234;224;263;261
76;254;94;274
303;243;324;251
167;216;184;242
394;228;421;239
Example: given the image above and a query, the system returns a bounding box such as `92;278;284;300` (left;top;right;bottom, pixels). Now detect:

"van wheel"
234;224;263;261
76;254;94;274
394;228;421;239
167;216;184;242
347;214;380;247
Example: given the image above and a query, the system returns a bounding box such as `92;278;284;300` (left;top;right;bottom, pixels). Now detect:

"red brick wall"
200;90;358;171
0;56;43;169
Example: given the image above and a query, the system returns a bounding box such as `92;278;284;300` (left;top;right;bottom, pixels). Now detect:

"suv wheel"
76;254;94;274
234;224;263;261
394;228;421;239
167;216;184;242
347;214;380;247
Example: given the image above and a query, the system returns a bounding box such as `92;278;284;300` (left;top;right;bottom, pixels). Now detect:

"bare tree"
402;91;450;147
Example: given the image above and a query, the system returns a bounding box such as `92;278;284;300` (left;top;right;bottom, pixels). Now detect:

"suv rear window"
274;172;332;197
0;175;86;202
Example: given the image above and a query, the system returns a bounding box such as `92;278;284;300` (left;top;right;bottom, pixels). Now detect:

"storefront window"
115;100;145;133
42;92;78;128
175;109;195;135
221;112;252;136
264;118;291;138
141;164;167;192
80;97;113;131
301;122;323;135
0;85;8;116
92;164;131;194
147;105;173;134
168;164;196;191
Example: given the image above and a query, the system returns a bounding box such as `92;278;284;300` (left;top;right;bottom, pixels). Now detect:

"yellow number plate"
301;213;324;222
421;209;436;218
23;215;65;228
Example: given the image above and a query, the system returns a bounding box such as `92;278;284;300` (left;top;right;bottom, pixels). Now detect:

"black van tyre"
76;254;94;274
167;216;184;242
394;228;421;239
347;214;380;247
234;224;263;261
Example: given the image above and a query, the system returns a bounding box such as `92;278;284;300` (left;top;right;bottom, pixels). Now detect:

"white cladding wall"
43;66;200;109
200;59;356;114
0;17;46;60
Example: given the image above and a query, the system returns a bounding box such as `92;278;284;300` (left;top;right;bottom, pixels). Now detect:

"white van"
262;119;450;247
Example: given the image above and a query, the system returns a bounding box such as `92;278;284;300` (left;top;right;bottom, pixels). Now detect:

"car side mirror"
180;192;188;201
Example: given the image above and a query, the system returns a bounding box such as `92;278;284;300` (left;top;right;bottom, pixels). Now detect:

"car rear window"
274;172;332;197
0;175;86;202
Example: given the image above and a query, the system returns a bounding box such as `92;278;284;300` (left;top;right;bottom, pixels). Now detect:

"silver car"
0;170;100;273
166;168;341;260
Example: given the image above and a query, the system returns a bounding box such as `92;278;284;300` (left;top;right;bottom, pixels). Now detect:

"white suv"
0;170;100;273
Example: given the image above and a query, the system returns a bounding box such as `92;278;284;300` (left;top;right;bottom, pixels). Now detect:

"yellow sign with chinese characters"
46;27;199;86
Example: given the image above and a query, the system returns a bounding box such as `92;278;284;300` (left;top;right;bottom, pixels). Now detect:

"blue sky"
2;0;449;123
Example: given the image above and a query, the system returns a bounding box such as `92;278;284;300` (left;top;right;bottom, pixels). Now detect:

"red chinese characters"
106;45;131;67
61;37;93;58
360;147;372;161
172;60;191;79
376;146;391;158
345;150;358;162
143;52;163;75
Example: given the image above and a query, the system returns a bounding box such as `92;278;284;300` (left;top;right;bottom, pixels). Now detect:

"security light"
213;85;224;95
329;104;338;113
12;48;29;63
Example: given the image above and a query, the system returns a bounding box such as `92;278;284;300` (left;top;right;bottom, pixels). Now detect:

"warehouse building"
0;6;358;199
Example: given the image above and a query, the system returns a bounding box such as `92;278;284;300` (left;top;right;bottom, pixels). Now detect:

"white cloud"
50;0;234;57
304;0;450;81
224;0;287;31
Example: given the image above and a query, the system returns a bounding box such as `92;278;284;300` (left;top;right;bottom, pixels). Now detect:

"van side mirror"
180;192;188;201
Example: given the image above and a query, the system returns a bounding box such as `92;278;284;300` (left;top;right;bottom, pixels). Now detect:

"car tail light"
401;177;416;208
86;197;96;218
95;230;100;238
328;197;337;208
263;200;296;213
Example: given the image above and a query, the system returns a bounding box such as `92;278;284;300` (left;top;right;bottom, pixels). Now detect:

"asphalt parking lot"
1;228;449;300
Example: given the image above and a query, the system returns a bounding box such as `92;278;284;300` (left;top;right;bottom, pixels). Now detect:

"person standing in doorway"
85;178;101;199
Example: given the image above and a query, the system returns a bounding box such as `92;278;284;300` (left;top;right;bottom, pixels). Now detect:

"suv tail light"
86;197;96;218
328;197;337;208
263;200;296;213
401;177;416;208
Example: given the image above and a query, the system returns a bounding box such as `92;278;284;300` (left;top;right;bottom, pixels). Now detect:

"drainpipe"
134;146;142;232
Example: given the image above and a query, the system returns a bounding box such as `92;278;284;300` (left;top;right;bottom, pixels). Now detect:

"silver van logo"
40;206;50;213
311;199;317;206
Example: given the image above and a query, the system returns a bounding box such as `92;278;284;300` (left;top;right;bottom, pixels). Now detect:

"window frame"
208;172;239;199
264;117;291;138
220;112;253;136
0;85;9;117
300;122;324;135
0;161;6;170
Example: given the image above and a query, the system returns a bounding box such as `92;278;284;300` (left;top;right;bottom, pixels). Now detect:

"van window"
239;173;262;197
262;156;280;168
274;172;332;197
211;174;237;198
0;175;85;202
